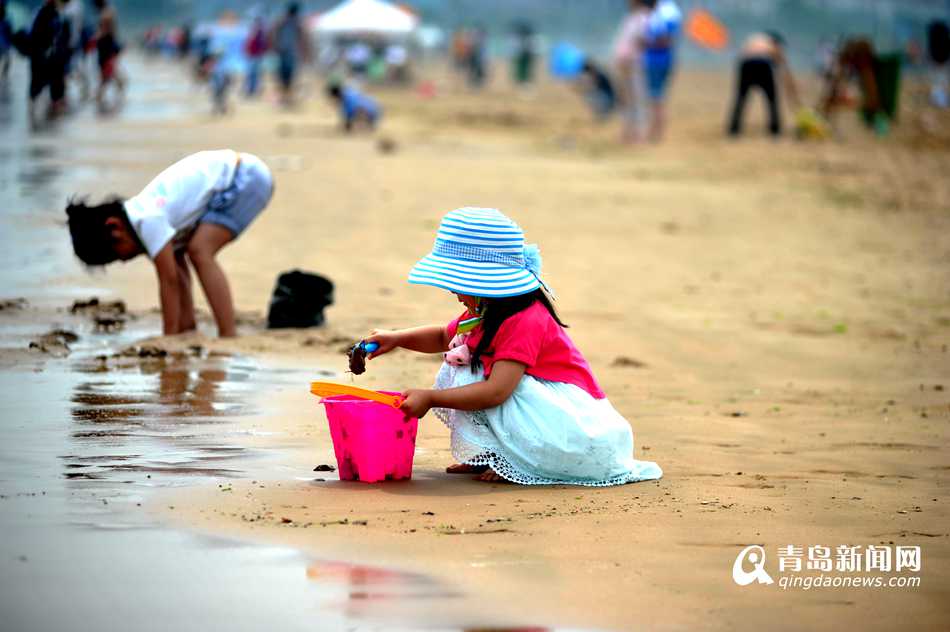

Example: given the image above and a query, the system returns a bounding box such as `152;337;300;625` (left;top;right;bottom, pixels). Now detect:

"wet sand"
1;55;949;630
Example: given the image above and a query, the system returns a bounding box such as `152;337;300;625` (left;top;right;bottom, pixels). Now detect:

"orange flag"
686;8;730;51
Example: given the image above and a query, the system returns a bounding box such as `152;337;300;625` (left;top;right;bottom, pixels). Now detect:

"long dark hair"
471;288;566;372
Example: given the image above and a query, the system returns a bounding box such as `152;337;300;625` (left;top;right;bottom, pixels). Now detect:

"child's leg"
175;250;197;332
186;223;236;337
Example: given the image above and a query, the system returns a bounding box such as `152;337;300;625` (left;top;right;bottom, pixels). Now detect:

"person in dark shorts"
727;31;800;137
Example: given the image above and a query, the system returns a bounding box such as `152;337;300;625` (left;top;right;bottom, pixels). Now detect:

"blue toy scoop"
361;341;379;354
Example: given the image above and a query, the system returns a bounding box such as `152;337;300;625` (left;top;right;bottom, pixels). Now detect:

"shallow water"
0;351;554;631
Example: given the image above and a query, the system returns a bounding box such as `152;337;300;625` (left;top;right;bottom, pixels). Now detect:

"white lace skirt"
431;362;663;486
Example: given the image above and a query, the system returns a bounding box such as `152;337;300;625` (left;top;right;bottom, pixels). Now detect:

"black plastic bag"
266;270;334;329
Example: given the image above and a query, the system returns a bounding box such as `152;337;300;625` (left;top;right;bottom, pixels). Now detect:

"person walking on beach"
642;0;681;142
243;16;267;98
271;2;310;107
727;31;800;137
26;0;68;127
65;150;274;338
510;21;537;87
92;0;125;113
466;25;488;89
363;208;663;486
613;0;651;144
208;11;246;115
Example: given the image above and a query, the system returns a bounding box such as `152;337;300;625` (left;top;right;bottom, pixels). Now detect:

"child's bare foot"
445;463;488;474
475;468;505;482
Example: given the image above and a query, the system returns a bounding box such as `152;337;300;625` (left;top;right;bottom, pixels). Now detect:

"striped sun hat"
408;208;546;298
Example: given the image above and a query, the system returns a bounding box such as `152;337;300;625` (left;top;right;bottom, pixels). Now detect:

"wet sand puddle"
0;344;580;631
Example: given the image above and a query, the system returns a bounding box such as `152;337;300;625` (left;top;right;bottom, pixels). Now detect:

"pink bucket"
320;393;418;483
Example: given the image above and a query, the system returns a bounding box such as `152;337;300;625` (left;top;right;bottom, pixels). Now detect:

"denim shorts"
201;153;273;239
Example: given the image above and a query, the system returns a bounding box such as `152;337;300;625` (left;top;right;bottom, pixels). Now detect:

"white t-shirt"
124;150;240;259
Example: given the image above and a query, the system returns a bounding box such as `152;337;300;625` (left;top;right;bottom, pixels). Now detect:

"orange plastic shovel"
310;382;404;408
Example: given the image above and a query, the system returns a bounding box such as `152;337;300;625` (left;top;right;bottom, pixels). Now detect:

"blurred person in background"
61;0;87;101
642;0;681;142
326;79;380;133
727;31;800;137
179;21;191;58
819;37;895;135
0;0;13;87
578;58;617;121
92;0;125;113
27;0;67;126
345;39;371;76
243;16;267;98
208;11;244;115
450;26;470;79
510;21;536;87
271;2;310;107
467;24;487;88
613;0;651;144
385;42;409;83
927;20;949;108
193;22;213;81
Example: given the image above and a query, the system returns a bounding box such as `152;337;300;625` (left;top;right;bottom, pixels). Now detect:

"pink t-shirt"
613;11;648;64
446;301;606;399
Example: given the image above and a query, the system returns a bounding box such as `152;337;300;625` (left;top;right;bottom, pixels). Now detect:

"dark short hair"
288;2;300;16
765;30;786;47
65;197;128;266
326;83;342;99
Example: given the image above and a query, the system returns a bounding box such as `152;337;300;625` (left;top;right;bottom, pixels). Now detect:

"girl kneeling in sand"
365;207;662;486
66;150;273;338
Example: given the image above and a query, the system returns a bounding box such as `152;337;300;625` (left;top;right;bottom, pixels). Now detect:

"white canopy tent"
314;0;419;37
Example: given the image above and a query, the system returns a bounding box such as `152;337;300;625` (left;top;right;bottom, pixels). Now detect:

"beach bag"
266;270;334;329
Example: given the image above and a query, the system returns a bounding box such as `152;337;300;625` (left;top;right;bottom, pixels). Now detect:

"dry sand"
25;66;950;630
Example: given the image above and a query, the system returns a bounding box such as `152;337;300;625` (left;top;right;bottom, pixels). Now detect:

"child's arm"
400;360;526;419
365;325;449;359
153;245;183;336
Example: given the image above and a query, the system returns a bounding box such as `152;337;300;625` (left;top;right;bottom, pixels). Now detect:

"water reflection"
305;561;563;630
63;354;258;487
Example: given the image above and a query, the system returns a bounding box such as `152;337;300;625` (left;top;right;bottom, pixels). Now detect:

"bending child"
66;149;273;338
326;81;380;133
365;207;662;486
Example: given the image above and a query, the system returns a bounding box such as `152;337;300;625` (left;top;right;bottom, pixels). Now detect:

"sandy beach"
2;54;949;630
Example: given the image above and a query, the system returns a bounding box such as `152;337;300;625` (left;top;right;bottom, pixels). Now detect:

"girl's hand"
364;329;399;360
399;389;432;420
